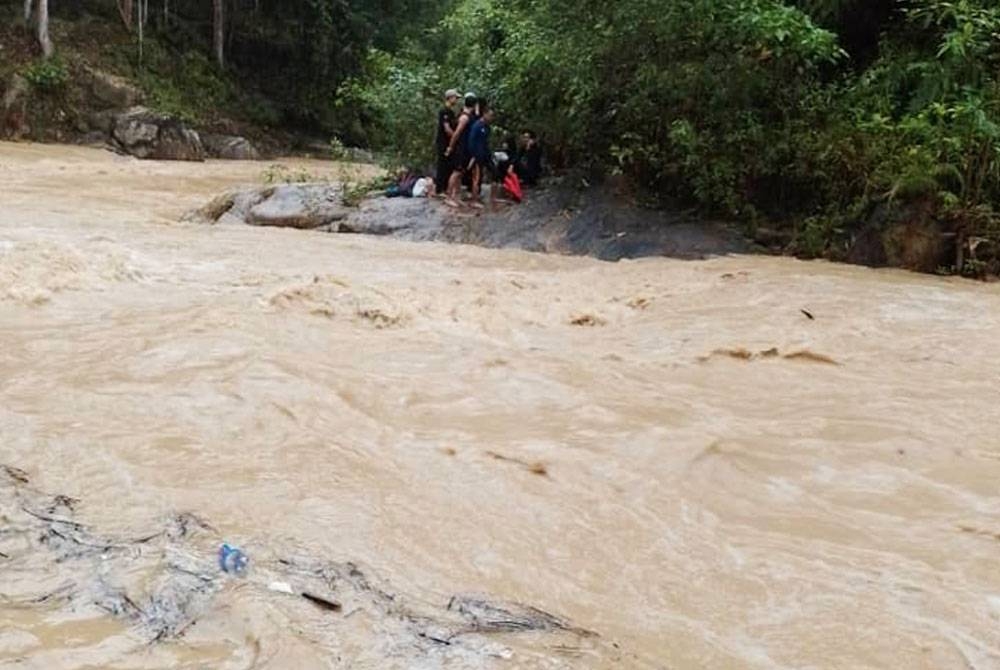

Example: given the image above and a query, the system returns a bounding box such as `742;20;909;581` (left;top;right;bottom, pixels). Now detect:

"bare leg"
446;169;462;205
471;164;482;202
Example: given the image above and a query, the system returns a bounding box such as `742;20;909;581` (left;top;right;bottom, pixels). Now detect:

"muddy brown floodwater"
1;142;1000;669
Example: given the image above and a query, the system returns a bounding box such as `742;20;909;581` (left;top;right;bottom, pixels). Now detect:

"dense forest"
3;0;1000;271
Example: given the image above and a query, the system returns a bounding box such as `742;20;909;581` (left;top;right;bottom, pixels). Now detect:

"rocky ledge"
185;182;750;261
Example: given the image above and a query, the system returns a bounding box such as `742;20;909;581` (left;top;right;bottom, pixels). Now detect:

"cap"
444;89;460;99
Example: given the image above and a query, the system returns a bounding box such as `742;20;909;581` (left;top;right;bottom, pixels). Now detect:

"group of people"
434;89;542;209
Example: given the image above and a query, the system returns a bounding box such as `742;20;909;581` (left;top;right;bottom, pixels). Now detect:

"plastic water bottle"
219;543;249;576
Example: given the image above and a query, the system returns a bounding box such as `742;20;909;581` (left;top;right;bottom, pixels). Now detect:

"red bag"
503;172;523;203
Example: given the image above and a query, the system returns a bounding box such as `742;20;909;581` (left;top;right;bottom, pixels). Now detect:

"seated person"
515;131;543;187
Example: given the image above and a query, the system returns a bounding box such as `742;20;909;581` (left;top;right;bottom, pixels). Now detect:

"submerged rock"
112;107;205;161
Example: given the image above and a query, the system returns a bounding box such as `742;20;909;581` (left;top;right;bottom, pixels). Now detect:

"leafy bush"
341;0;1000;267
20;58;69;91
261;164;320;184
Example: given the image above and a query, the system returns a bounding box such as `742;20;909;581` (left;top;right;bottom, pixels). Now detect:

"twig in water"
302;591;341;612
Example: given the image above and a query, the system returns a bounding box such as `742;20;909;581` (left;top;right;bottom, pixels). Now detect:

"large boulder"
84;109;117;136
882;218;950;273
185;184;351;229
185;182;751;263
247;184;350;229
112;107;205;161
846;198;952;272
83;67;142;109
202;133;260;160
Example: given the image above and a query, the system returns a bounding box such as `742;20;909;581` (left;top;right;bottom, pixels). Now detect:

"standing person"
466;105;497;208
461;92;481;193
444;94;477;207
434;89;460;194
465;92;481;126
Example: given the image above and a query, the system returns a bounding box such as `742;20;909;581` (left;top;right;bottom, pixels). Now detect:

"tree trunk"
138;0;145;66
23;0;32;23
35;0;53;58
213;0;224;68
118;0;133;30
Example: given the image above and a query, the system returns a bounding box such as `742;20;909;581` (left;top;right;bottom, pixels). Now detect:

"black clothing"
450;111;473;174
435;107;456;155
516;142;543;186
434;107;456;191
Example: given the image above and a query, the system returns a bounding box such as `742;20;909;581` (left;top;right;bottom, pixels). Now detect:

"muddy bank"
189;182;750;261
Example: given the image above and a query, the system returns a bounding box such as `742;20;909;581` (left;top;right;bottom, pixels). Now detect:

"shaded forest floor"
0;8;316;156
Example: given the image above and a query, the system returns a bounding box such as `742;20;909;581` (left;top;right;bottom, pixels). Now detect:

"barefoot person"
444;94;477;206
434;89;459;194
466;104;497;208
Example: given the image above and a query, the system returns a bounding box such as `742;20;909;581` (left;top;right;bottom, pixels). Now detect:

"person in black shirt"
516;130;543;187
434;89;460;193
444;94;477;206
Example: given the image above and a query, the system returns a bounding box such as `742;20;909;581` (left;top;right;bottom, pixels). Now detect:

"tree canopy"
6;0;1000;270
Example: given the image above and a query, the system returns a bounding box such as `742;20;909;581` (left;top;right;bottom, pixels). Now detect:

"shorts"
435;154;451;191
474;156;497;181
449;149;469;174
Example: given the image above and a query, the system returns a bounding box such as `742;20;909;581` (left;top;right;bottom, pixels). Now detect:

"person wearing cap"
465;91;481;126
434;89;460;194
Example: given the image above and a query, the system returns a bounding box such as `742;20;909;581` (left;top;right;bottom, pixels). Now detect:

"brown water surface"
1;142;999;669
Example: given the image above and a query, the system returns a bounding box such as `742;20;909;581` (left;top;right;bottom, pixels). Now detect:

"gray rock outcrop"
111;107;205;161
83;67;142;109
202;133;260;160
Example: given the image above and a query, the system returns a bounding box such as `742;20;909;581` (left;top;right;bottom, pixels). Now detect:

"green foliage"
20;0;1000;269
20;57;68;91
111;38;233;124
261;164;320;184
329;137;350;161
342;174;391;207
342;0;1000;264
335;49;443;164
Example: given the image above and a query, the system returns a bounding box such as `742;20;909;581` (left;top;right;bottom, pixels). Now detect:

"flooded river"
1;142;999;669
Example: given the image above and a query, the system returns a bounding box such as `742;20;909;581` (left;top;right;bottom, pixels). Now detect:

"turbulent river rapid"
1;142;999;669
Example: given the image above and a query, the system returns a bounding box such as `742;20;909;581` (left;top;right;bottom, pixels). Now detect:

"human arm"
445;115;469;156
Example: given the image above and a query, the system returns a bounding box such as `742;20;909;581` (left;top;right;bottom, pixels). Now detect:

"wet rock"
188;182;749;259
846;199;952;272
84;109;117;135
82;67;142;109
883;218;950;273
202;133;260;160
246;184;350;229
334;196;432;235
112;107;205;161
846;223;888;267
753;226;793;249
76;131;111;147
